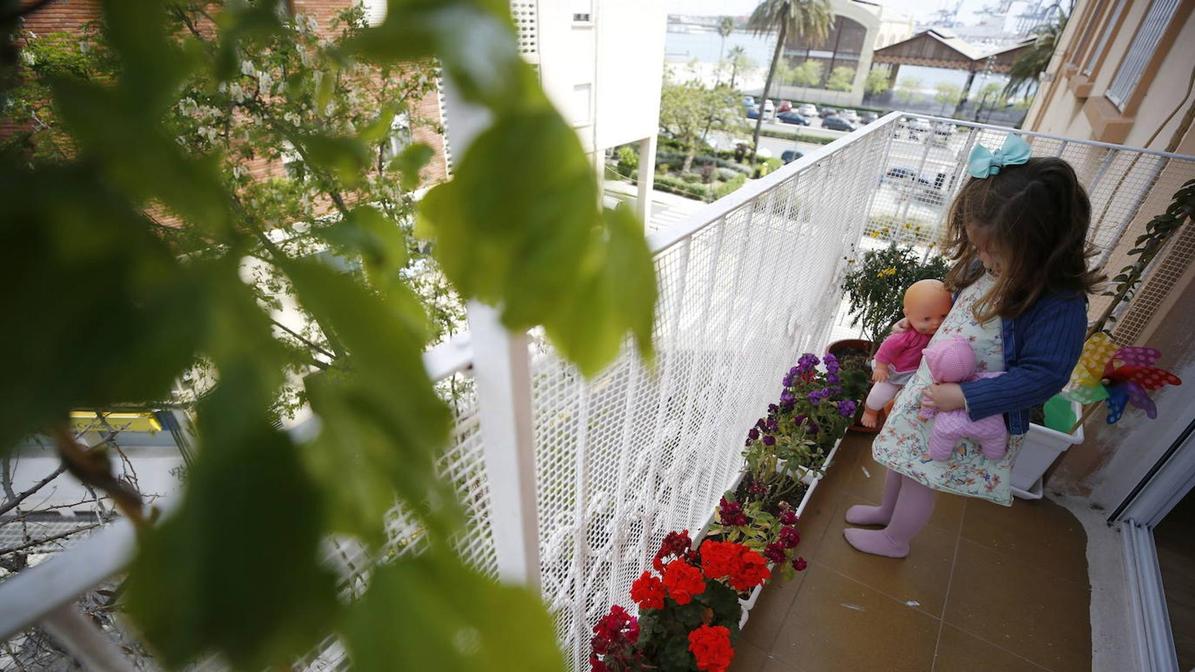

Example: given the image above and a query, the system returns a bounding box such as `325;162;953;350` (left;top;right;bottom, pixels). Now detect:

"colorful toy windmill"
1060;332;1183;424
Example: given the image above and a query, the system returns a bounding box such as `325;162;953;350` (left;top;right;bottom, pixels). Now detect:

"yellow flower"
876;267;897;278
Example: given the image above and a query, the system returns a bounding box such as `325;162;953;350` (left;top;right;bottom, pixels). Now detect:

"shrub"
840;242;951;350
713;173;747;199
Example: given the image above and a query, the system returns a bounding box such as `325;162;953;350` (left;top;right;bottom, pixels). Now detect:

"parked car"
762;99;776;118
821;116;857;132
881;167;919;186
902;117;933;140
778;100;793;113
797;103;818;117
781;149;804;164
777;111;810;126
860;111;879;123
839;109;860;122
819;107;839;118
743;96;756;108
930;121;955;146
746;107;760;120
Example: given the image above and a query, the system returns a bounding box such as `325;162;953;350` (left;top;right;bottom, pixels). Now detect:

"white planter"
1010;401;1084;500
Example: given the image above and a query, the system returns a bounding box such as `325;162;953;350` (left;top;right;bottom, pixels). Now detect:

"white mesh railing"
4;112;1195;671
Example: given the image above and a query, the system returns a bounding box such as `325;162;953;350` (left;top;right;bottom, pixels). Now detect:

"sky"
663;0;990;25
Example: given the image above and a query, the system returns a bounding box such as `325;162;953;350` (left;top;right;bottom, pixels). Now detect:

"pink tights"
843;468;935;558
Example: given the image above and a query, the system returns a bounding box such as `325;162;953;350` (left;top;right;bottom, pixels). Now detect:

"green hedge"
758;128;835;145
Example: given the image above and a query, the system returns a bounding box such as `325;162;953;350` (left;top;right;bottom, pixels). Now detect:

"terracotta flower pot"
826;339;883;433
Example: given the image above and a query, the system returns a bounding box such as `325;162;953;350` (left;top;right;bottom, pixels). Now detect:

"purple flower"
779;509;798;526
788;366;799;377
782;375;793;387
837;400;858;417
807;388;829;404
826;372;840;385
755;418;766;430
768;404;779;414
780;390;795;405
823;352;839;374
762;434;776;446
795;353;820;376
748;428;760;441
766;418;778;431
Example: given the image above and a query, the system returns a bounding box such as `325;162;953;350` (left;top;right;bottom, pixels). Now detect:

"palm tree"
716;16;736;78
1004;2;1070;99
727;46;751;90
747;0;833;163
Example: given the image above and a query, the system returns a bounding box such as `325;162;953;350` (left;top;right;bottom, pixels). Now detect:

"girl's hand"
891;318;910;335
922;383;966;413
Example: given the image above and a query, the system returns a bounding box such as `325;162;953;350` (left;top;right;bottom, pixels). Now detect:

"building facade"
1022;0;1195;506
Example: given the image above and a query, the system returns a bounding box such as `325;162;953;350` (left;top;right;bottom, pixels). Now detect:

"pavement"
602;180;705;234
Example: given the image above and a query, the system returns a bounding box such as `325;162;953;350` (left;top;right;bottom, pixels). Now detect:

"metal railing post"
467;302;542;589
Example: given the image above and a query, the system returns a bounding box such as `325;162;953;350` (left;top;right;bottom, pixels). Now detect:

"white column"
467;302;542;589
636;134;657;230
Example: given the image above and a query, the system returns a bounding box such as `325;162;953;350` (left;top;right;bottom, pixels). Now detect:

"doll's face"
908;302;949;335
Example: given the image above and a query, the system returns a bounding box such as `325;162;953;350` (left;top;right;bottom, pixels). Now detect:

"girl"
844;136;1101;558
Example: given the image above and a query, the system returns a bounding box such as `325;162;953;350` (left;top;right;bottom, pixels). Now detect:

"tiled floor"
731;433;1092;672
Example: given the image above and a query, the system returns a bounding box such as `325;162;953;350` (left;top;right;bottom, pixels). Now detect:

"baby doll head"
923;337;977;383
903;279;952;336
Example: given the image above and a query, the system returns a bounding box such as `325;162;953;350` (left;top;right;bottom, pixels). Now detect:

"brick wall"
11;0;449;185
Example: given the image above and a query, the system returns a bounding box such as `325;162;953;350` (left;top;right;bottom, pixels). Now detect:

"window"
570;83;592;126
1106;0;1181;110
1068;0;1107;66
1082;0;1126;76
361;0;387;25
572;0;592;23
381;112;412;164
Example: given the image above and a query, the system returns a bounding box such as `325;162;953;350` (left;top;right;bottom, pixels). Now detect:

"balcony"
3;112;1194;671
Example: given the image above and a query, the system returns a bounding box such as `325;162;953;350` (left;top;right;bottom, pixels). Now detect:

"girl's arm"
959;294;1087;421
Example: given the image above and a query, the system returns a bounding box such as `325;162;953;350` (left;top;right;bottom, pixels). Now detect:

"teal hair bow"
967;134;1031;178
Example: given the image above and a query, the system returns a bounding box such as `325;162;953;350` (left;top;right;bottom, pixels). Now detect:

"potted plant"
1011;178;1193;498
837;243;950;430
590;531;775;672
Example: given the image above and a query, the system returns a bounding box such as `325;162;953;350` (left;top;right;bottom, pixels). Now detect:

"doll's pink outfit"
919;337;1009;461
864;330;933;413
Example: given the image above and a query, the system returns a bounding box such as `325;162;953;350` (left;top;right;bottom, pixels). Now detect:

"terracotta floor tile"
815;495;958;618
831;444;968;536
943;539;1091;672
741;570;806;651
960;497;1088;581
791;482;845;561
730;640;773;672
932;624;1050;672
771;562;940;672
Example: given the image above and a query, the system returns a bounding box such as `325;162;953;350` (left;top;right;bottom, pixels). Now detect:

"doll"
860;279;953;428
920;337;1009;461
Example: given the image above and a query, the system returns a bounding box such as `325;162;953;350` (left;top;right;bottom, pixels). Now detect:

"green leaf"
282;260;458;540
300;134;370;186
321;205;409;280
124;380;339;670
359;105;397;143
0;166;204;453
390;142;435;191
340;550;565;672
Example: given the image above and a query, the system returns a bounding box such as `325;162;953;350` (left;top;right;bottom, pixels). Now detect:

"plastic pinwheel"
1060;332;1182;424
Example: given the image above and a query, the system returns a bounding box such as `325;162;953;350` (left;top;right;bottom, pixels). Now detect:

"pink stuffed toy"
919;337;1009;461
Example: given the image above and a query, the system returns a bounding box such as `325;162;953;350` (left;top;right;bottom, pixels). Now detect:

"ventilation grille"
1112;219;1195;344
511;0;538;57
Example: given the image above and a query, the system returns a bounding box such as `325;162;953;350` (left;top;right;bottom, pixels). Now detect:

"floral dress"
871;272;1023;506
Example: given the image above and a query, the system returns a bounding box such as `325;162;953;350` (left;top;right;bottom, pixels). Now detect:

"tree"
974;81;1008;121
934;82;963;114
896;76;923;105
865;67;891;96
1006;2;1070;98
660;76;740;172
746;0;833;162
791;59;823;88
725;45;755;90
716;15;736;85
1;1;657;669
826;66;855;92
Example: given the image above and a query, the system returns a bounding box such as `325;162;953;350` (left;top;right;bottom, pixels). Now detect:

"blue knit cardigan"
958;290;1088;435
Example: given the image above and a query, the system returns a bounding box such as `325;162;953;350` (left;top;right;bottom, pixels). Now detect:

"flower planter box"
732;436;845;629
1010;400;1084;500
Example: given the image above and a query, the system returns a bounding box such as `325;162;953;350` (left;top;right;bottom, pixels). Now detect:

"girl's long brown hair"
942;156;1102;322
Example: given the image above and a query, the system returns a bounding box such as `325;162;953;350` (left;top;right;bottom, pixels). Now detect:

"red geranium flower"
662;559;706;605
688;624;734;672
630;571;666;610
699;540;740;580
793;556;808;572
729;547;771;591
